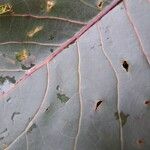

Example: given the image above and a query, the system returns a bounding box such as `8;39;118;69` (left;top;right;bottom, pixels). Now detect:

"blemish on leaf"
6;97;11;102
50;48;54;53
56;85;60;91
49;34;55;40
27;123;37;133
46;0;55;12
144;100;150;105
5;76;16;84
115;111;129;127
122;60;129;72
0;76;16;84
45;105;51;113
16;49;30;62
0;76;6;84
0;128;8;141
57;93;70;103
21;64;35;70
137;139;144;145
97;0;104;10
11;112;20;121
27;26;43;38
0;3;13;15
95;100;103;111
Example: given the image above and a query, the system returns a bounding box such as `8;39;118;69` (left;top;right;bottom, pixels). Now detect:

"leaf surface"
0;0;150;150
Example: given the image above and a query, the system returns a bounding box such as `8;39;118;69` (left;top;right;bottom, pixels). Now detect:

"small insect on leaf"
16;49;30;62
0;3;13;15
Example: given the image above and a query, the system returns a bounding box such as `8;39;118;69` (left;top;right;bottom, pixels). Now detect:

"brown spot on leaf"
137;139;144;145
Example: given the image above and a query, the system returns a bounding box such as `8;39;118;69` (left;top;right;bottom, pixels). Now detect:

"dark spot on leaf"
122;61;129;72
115;111;129;127
0;76;16;84
50;48;54;53
56;85;60;91
95;100;103;111
137;139;144;145
21;64;35;70
57;93;69;103
5;76;16;84
27;123;37;133
144;100;150;105
6;97;11;102
0;76;6;84
11;112;20;121
49;35;54;40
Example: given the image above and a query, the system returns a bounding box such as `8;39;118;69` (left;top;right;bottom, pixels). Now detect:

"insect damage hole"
122;60;129;72
144;100;150;105
95;100;103;111
137;139;144;145
97;0;104;10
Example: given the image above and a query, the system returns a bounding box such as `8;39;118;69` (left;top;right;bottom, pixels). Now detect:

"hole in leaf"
97;0;104;10
95;100;103;111
122;61;129;72
144;100;150;105
137;139;144;145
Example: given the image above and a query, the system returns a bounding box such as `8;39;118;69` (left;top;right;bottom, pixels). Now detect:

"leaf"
0;0;112;94
0;0;150;150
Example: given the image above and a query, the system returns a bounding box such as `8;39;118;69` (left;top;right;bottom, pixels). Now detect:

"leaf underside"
0;0;150;150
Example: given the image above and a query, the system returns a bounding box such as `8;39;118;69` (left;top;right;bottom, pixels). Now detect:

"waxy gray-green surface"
0;0;150;150
0;0;112;94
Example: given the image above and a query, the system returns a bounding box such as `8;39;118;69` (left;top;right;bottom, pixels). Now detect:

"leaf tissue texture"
0;0;150;150
0;0;113;94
